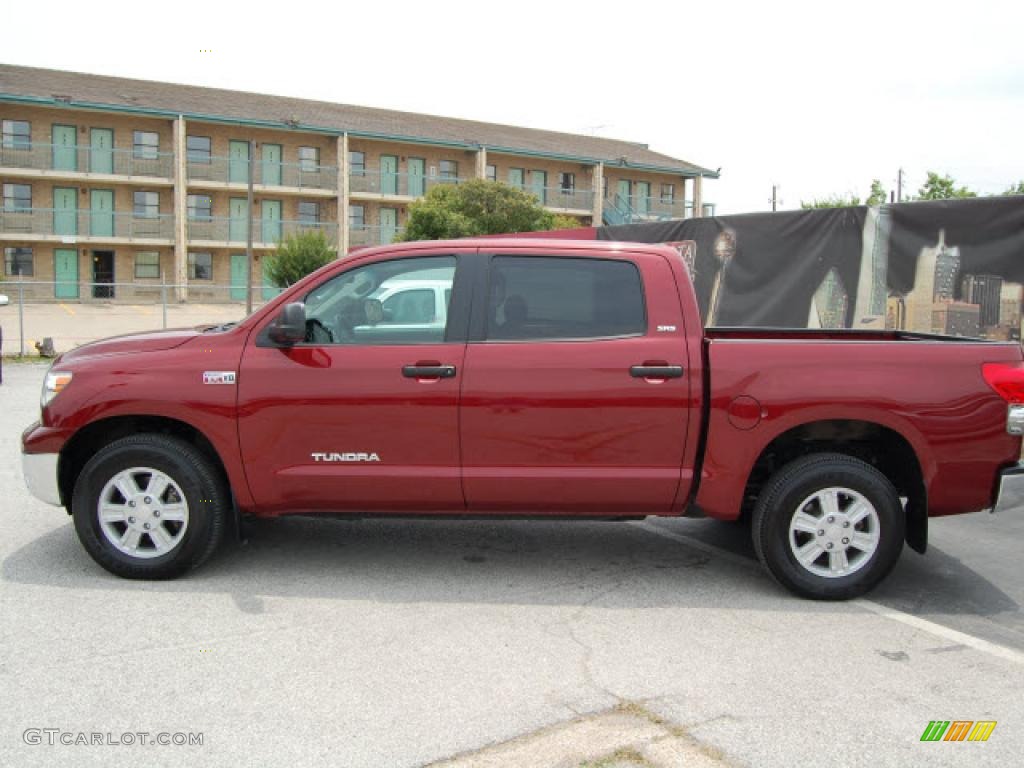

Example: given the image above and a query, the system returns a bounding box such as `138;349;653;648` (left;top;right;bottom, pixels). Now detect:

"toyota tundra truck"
20;239;1024;599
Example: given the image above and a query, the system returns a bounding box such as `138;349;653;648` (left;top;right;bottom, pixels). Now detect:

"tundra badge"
311;452;381;462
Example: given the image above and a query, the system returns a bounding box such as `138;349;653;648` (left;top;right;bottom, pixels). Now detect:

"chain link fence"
0;281;276;357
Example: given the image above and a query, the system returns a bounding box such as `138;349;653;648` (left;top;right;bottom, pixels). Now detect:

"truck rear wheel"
752;453;904;600
72;435;228;579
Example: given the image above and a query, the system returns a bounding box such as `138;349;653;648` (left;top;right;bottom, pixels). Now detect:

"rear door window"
485;256;646;341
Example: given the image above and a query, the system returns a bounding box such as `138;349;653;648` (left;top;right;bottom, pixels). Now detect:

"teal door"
261;200;282;243
380;155;398;195
261;143;282;186
229;140;250;183
54;248;79;298
616;180;631;209
90;190;114;236
508;168;524;189
52;125;77;171
53;187;78;236
635;181;650;215
229;198;248;242
408;158;425;196
380;207;398;243
531;170;547;204
89;128;114;174
261;256;282;300
230;254;248;301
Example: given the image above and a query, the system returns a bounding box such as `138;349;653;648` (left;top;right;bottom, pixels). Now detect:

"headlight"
41;371;73;408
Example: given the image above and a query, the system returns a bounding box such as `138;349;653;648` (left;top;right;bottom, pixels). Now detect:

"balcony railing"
187;156;338;191
186;217;337;244
0;142;174;179
525;186;594;212
349;225;406;247
349;170;467;197
630;196;694;220
0;208;174;240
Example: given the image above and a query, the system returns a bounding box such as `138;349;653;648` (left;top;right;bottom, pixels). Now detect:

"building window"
349;204;365;229
486;164;497;182
298;201;320;224
188;252;213;280
349;151;365;176
439;160;458;179
186;135;212;164
298;146;320;171
4;246;34;276
660;184;675;203
187;194;212;220
133;131;159;160
559;173;575;194
2;183;31;211
135;251;161;279
134;191;160;218
2;120;30;149
508;168;525;188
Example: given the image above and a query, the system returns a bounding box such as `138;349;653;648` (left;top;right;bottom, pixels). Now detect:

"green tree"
800;194;861;210
398;179;580;241
1003;180;1024;196
265;229;336;288
915;171;977;201
866;179;887;207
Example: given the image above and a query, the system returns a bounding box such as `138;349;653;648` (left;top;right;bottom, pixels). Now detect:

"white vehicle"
0;294;9;306
365;278;451;331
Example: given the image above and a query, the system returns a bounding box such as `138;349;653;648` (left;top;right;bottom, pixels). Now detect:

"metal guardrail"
186;218;338;245
0;208;175;240
0;281;282;356
187;156;338;191
527;186;594;212
0;142;174;178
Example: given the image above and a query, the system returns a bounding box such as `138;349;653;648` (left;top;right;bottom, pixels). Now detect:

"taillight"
983;363;1024;435
982;363;1024;403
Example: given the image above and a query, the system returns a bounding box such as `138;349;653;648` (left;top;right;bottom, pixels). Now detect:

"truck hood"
57;327;202;363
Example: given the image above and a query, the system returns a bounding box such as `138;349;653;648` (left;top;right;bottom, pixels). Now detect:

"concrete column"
338;133;350;257
592;163;604;224
693;175;704;218
172;117;188;301
476;146;487;179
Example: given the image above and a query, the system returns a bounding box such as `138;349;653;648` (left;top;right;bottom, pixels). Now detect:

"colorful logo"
920;721;997;742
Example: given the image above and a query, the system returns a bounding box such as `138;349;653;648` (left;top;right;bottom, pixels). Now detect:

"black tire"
752;453;904;600
72;434;229;579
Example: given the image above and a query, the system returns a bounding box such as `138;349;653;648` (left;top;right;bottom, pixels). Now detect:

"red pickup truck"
20;239;1024;599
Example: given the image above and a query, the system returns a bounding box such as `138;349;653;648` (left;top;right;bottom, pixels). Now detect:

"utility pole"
897;168;904;203
246;139;255;315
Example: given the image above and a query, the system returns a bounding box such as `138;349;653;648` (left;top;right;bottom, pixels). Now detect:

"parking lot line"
636;520;1024;667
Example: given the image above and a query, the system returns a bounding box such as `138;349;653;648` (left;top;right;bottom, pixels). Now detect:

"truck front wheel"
752;453;904;600
72;435;228;579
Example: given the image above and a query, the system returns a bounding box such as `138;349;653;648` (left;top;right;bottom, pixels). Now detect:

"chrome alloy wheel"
788;487;880;578
97;467;189;559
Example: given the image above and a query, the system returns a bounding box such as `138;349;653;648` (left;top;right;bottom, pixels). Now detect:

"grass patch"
578;746;653;768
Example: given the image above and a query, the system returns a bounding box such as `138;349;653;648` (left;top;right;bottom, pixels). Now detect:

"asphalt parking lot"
2;362;1023;767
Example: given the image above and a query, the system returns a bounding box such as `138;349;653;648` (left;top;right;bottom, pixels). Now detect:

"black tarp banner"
597;197;1024;338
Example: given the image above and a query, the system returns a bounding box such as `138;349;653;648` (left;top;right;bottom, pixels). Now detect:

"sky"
3;0;1023;214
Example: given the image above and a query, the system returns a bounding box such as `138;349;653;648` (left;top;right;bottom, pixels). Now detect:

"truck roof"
348;238;681;260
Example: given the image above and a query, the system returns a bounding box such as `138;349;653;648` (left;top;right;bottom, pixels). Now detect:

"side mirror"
268;302;307;345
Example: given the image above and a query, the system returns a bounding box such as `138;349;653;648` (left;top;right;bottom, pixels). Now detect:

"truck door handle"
402;364;456;379
630;365;684;379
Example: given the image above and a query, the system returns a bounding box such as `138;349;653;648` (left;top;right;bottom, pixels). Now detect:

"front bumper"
993;462;1024;514
22;452;61;507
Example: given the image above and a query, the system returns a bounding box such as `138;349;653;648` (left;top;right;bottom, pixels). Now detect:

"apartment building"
0;64;717;301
